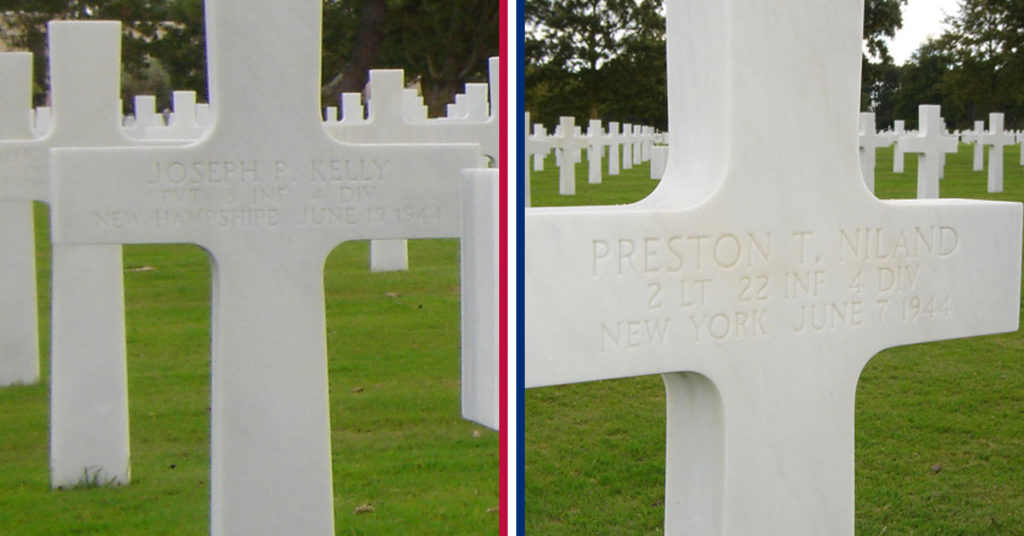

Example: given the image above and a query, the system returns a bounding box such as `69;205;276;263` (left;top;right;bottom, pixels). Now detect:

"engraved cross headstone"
50;1;480;533
898;105;959;199
326;61;498;272
607;121;621;175
525;2;1022;534
979;112;1015;193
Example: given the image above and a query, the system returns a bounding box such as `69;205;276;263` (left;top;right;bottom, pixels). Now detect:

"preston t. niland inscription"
591;225;960;351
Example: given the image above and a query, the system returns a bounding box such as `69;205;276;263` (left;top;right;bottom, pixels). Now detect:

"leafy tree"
391;0;499;117
941;0;1024;124
525;0;664;127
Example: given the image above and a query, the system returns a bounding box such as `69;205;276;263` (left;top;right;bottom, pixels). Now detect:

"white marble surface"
524;1;1022;534
460;168;500;430
0;52;40;388
50;1;480;533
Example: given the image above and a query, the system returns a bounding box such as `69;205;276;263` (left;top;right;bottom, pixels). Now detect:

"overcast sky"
886;0;962;65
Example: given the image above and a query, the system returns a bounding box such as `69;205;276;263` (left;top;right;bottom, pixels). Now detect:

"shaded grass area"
525;144;1024;534
0;206;497;535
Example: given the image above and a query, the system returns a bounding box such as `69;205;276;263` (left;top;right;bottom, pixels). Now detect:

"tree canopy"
527;0;1023;131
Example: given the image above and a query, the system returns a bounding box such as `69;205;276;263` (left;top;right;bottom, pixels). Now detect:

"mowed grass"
0;205;498;535
525;144;1024;535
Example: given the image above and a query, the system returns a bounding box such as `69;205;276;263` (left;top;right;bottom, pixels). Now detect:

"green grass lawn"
525;144;1024;535
0;207;498;534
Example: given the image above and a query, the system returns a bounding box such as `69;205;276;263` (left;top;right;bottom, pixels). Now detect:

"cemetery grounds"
526;143;1024;535
0;211;499;534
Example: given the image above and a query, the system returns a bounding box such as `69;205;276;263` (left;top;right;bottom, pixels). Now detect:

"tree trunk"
321;0;388;103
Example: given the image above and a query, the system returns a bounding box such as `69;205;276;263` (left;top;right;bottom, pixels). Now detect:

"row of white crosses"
526;1;1020;535
327;59;500;272
861;109;1022;198
1;1;498;533
115;60;499;274
523;113;661;203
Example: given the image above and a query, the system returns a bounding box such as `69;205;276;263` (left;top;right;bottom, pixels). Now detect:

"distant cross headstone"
960;120;987;172
631;124;643;164
586;119;608;185
32;107;54;138
899;105;959;199
326;62;498;272
523;112;552;207
979;112;1015;193
650;144;667;180
858;112;894;192
620;123;634;170
550;116;588;196
50;1;481;533
524;2;1021;535
607;121;621;175
0;52;39;387
340;93;364;124
123;95;164;140
146;91;208;140
640;126;654;162
1018;131;1024;166
892;119;906;173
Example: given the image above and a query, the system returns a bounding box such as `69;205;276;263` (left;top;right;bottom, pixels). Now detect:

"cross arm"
51;140;481;252
525;198;1021;388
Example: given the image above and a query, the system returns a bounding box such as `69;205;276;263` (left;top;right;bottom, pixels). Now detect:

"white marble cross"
1;24;189;489
340;92;364;124
460;169;499;429
650;144;667;180
960;120;987;172
0;52;39;388
586;119;611;185
123;95;164;140
1018;130;1024;166
327;62;498;272
51;23;199;488
523;112;552;207
979;112;1015;193
146;90;208;140
32;106;54;138
620;123;634;170
631;124;643;164
858;112;894;192
606;121;621;175
50;1;481;533
892;119;906;173
550;116;589;195
524;1;1021;534
899;105;959;199
324;105;339;123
